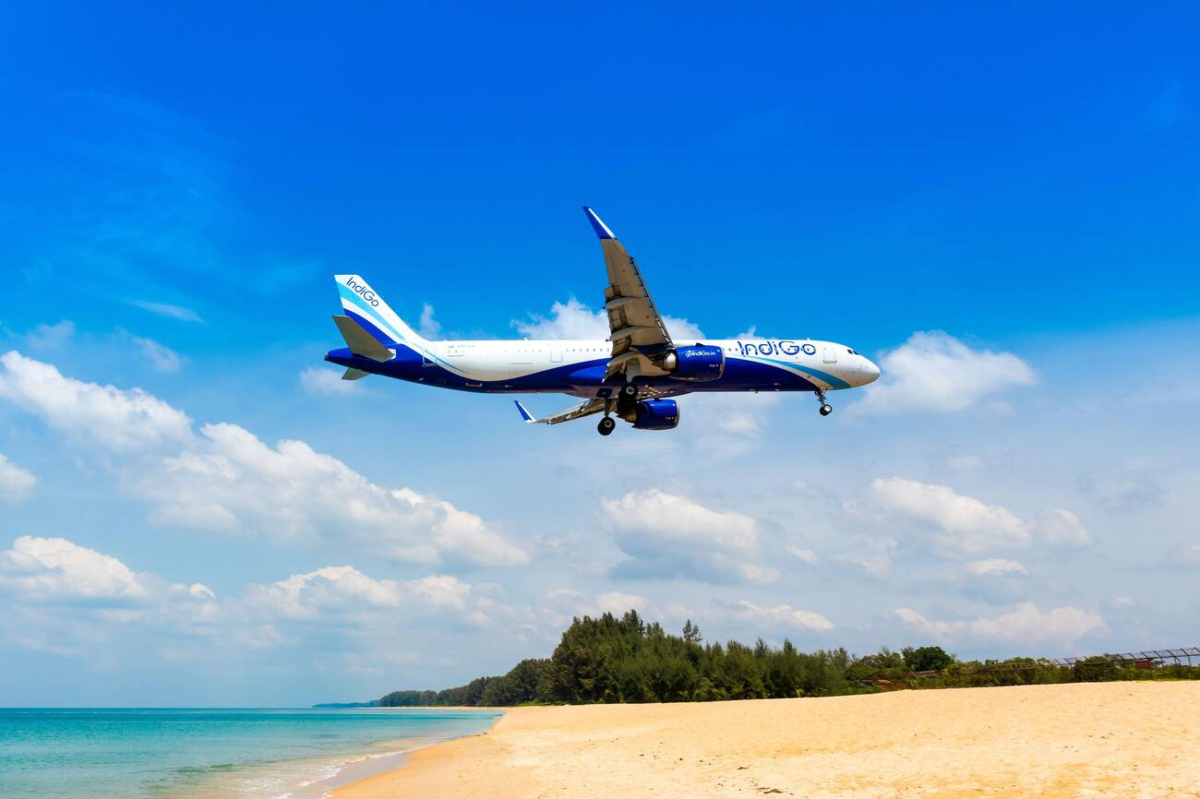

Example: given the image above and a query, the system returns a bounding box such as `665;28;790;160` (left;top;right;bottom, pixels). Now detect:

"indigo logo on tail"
345;276;380;307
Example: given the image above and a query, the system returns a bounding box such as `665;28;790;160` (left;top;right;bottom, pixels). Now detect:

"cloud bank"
866;477;1092;557
601;489;779;584
854;331;1035;415
0;351;526;568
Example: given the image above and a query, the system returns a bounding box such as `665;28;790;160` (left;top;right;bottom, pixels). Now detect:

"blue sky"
0;2;1198;705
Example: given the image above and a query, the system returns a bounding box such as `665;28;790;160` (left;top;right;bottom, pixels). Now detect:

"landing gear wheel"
619;383;638;401
814;388;832;417
597;417;616;436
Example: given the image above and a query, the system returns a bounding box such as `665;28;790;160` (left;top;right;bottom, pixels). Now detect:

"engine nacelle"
663;345;725;382
633;399;680;431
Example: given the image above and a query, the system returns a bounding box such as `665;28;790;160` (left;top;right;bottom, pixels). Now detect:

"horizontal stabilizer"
332;315;393;362
514;398;607;426
342;368;370;380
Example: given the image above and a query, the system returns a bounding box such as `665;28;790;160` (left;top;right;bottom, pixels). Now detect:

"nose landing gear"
597;416;616;436
816;388;833;417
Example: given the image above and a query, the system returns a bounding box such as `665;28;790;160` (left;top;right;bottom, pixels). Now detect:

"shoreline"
179;708;504;799
300;710;504;799
304;729;497;799
332;682;1200;798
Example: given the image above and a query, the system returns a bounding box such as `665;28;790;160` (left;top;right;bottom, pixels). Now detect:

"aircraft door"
823;347;838;364
550;344;563;363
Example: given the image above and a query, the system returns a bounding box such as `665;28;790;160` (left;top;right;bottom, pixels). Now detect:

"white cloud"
514;299;605;339
0;536;147;602
967;558;1027;576
0;351;193;451
895;603;1104;646
0;535;491;661
418;304;442;338
727;599;834;632
602;489;757;550
1180;545;1200;565
133;300;203;323
514;298;704;341
26;320;76;351
866;477;1090;557
538;588;669;630
785;546;818;563
596;590;655;616
0;353;526;568
868;477;1028;555
601;489;776;583
299;366;372;397
0;454;36;503
853;331;1036;416
126;333;183;373
138;423;528;566
245;566;481;623
1029;509;1093;547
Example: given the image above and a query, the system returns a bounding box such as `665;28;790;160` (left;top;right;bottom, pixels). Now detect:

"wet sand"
333;681;1200;798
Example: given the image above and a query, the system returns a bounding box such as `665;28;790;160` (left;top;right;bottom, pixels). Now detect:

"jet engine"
663;345;725;382
632;399;680;430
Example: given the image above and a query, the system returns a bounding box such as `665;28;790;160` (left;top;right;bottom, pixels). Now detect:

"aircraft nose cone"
862;358;880;384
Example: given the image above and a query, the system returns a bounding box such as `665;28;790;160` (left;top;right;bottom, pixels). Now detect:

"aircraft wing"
514;398;606;426
582;207;674;382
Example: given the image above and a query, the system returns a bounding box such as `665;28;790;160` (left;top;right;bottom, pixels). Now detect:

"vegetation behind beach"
374;611;1200;707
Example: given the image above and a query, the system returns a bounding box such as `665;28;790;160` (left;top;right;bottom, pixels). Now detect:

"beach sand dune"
334;682;1200;798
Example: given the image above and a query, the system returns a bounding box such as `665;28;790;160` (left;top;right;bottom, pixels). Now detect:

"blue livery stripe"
751;356;851;389
338;284;401;342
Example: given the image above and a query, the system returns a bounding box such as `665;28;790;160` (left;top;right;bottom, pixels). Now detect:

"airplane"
324;207;880;436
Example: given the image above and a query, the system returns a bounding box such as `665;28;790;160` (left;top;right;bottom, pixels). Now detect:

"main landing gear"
598;386;638;436
816;388;833;417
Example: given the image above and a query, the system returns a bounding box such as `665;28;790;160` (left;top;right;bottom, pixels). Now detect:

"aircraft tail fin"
333;274;427;345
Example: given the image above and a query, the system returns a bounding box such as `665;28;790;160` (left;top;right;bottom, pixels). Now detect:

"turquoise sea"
0;707;501;799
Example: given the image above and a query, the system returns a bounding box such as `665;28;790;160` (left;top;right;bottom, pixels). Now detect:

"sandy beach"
333;682;1200;798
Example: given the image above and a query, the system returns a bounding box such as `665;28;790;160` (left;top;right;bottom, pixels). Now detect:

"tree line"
375;610;1200;708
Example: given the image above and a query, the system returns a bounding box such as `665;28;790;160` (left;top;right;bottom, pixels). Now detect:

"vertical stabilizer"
333;274;426;345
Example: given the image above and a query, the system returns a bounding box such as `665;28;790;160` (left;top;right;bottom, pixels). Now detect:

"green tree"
903;645;955;672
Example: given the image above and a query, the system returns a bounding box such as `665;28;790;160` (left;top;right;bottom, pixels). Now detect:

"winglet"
582;206;616;240
514;400;536;423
